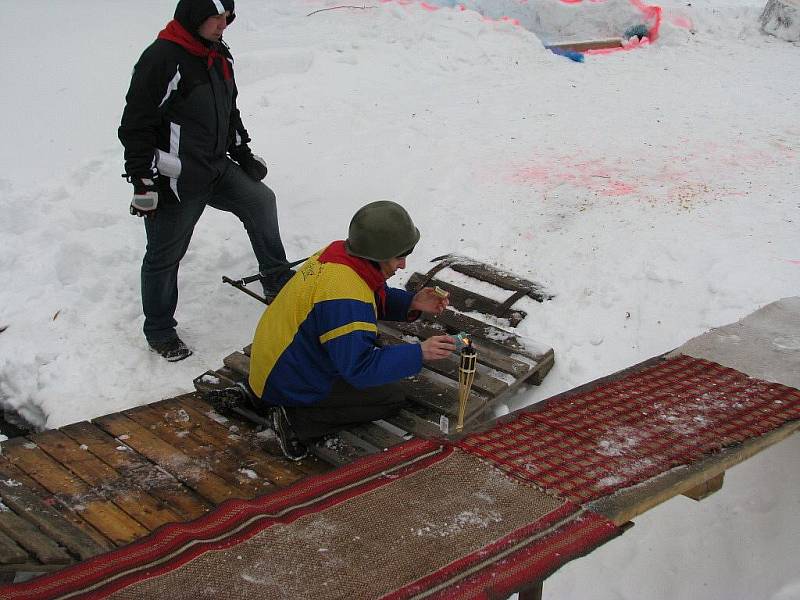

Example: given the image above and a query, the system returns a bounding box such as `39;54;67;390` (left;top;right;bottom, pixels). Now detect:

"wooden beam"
590;420;800;525
518;580;544;600
683;472;725;501
547;38;624;52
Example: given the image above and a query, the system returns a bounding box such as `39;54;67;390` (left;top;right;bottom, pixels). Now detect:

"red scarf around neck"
157;20;231;80
318;241;387;313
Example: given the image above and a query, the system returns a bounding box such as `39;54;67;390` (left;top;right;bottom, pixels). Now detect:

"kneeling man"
248;200;455;460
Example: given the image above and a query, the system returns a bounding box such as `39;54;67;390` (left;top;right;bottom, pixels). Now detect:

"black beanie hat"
174;0;236;35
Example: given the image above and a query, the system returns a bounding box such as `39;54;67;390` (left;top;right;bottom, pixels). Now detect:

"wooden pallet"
0;395;329;574
197;256;554;465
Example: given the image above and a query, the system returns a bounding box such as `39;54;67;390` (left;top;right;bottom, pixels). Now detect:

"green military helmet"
345;200;421;261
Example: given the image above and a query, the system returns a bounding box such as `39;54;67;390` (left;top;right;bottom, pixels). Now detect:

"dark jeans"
284;380;409;442
141;161;288;343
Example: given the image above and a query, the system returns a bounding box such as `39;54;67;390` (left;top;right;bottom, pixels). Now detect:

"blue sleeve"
381;286;415;321
315;298;422;388
325;332;423;389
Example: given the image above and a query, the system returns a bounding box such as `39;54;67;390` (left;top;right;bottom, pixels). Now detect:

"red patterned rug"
459;355;800;503
0;439;619;600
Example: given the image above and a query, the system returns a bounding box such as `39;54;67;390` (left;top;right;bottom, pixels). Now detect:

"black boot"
149;337;192;362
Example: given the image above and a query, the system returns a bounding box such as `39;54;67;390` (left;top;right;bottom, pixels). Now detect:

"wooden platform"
0;394;329;575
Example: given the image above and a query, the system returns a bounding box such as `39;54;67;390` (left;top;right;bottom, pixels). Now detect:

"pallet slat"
0;531;28;566
311;432;377;467
0;460;112;560
93;413;247;505
223;352;251;377
379;328;507;397
122;401;271;498
420;254;553;301
0;438;149;546
0;507;72;565
347;423;405;450
406;273;526;326
31;429;182;532
171;395;309;487
386;320;532;378
384;407;443;439
59;421;212;521
421;311;534;359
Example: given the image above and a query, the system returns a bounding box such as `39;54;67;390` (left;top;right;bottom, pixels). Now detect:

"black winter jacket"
118;5;249;202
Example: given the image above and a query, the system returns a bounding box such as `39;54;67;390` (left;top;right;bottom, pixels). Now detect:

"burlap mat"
109;450;563;599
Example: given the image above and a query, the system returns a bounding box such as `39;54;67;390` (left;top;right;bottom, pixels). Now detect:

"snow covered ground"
0;0;797;598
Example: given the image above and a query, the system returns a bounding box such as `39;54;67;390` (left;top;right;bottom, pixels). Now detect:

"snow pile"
430;0;659;45
760;0;800;41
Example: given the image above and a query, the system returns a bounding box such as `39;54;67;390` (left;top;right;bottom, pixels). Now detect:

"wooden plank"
0;503;72;565
527;350;555;386
223;351;251;378
93;413;247;505
407;273;526;326
419;310;543;363
60;421;212;521
0;563;75;575
0;438;149;546
424;255;553;302
0;460;111;560
385;408;443;439
177;396;329;479
548;38;624;52
386;320;533;378
348;423;405;450
590;420;800;525
403;371;487;424
379;329;507;397
121;403;270;499
311;432;377;467
193;370;237;394
683;472;725;501
0;530;28;565
32;429;182;532
170;395;309;487
338;430;382;455
518;580;544;600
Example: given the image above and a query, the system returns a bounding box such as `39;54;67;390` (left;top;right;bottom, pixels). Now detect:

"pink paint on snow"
670;15;693;30
508;137;795;205
512;156;640;198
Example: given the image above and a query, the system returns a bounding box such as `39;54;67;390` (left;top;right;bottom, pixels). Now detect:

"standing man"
119;0;290;362
247;201;456;460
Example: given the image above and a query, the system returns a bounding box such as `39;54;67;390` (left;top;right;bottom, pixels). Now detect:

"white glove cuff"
156;150;182;179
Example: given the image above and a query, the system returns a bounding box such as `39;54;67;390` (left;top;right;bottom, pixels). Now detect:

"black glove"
231;147;268;181
127;176;159;218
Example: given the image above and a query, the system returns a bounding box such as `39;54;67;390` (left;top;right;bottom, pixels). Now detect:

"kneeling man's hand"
412;287;449;315
420;335;456;361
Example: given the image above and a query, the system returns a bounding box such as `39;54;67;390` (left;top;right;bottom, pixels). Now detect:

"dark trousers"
284;380;409;442
141;161;288;343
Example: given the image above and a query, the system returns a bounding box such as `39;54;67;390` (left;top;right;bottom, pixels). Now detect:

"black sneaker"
271;406;308;462
148;337;193;362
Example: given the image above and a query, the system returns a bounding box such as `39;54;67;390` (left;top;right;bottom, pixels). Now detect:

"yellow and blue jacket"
248;241;423;407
